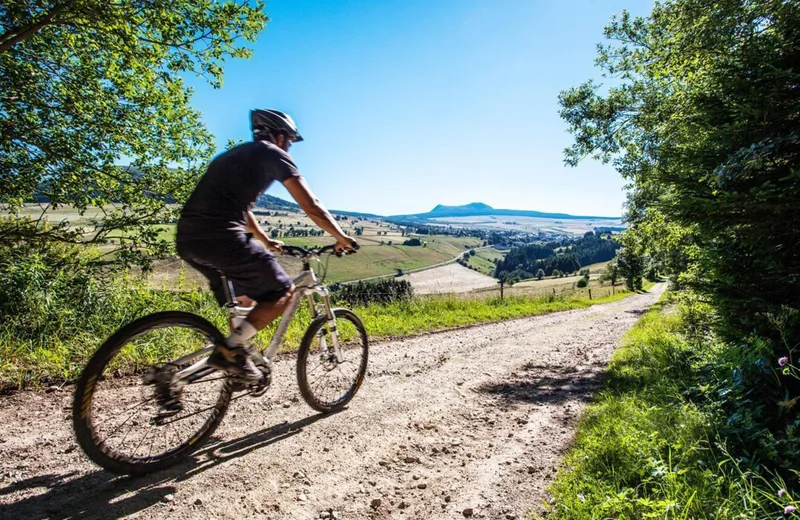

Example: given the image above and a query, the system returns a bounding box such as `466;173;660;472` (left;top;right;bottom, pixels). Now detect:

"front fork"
307;291;344;363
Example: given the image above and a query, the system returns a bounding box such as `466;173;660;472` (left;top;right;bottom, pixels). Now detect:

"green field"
464;246;505;275
466;252;498;276
475;247;505;262
7;205;485;284
259;229;482;283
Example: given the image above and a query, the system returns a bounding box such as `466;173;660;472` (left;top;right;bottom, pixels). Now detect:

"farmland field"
5;205;485;285
427;215;624;235
401;262;499;294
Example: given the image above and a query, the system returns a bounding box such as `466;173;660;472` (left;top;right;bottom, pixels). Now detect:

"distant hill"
255;194;382;219
389;202;620;221
257;193;300;211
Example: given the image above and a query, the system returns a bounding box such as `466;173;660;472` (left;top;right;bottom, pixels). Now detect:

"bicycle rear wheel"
297;308;368;413
73;311;233;475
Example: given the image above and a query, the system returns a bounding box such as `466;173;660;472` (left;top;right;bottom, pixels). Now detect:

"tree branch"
0;3;71;54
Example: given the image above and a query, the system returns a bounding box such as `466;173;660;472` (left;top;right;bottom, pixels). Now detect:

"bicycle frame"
172;262;341;384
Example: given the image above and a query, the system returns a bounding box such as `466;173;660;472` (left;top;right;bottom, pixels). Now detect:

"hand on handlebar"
335;235;358;255
265;238;285;253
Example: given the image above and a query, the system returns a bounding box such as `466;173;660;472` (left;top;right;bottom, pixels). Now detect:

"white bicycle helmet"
250;109;304;142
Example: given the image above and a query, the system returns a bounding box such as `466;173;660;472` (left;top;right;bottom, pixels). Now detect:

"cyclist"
176;109;356;385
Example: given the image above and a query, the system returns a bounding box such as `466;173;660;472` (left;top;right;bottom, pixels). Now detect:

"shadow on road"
475;362;606;405
1;410;340;519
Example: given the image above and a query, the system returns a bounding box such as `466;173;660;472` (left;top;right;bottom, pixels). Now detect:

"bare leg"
211;286;296;381
245;285;296;330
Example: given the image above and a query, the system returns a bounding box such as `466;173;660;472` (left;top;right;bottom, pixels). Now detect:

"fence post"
499;280;504;300
589;289;592;300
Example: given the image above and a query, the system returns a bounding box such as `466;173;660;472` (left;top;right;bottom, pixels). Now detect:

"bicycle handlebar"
282;240;359;259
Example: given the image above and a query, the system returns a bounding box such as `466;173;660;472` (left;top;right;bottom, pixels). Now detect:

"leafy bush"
576;277;588;288
0;237;222;388
329;278;414;307
402;238;422;246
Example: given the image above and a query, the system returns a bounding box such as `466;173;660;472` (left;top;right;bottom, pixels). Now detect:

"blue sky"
187;0;654;217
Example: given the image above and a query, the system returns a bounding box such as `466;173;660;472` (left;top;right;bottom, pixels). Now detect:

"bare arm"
245;210;283;252
282;176;354;249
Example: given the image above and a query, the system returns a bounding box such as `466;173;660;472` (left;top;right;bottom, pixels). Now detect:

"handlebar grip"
282;245;307;257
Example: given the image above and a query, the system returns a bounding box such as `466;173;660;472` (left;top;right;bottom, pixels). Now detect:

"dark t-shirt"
177;141;300;238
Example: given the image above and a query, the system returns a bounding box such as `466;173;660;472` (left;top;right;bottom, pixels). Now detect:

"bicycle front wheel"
297;308;368;413
73;311;233;475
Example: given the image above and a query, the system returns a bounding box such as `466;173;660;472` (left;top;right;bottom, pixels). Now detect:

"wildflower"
779;488;788;497
786;505;797;515
779;357;789;367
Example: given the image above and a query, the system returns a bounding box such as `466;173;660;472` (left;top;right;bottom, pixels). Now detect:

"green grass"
355;288;636;338
279;235;483;283
0;278;645;390
319;243;452;282
545;298;795;519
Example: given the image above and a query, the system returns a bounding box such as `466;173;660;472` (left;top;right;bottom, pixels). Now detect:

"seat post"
219;274;239;308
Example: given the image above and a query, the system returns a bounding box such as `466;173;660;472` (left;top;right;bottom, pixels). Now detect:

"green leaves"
0;0;268;266
559;0;800;330
560;0;800;476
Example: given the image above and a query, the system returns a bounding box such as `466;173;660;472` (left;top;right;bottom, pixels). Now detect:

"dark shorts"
176;233;293;306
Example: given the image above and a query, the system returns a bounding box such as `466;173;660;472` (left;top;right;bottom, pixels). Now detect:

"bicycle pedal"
250;368;272;396
229;366;271;394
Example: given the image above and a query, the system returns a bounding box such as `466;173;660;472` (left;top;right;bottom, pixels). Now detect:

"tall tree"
0;0;268;266
600;260;619;287
559;0;800;469
559;0;800;343
616;246;643;292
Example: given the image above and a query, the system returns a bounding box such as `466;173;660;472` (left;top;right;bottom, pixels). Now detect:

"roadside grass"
355;287;638;339
545;298;794;519
0;277;649;391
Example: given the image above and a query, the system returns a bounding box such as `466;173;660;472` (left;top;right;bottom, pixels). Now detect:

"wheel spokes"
88;324;228;463
303;314;366;408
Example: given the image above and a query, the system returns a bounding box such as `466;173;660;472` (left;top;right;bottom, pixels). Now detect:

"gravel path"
0;284;664;519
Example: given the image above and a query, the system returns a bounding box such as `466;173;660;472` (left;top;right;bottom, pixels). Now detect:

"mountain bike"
72;243;368;475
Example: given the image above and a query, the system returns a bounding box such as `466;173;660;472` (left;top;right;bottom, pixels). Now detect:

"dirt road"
0;284;664;519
